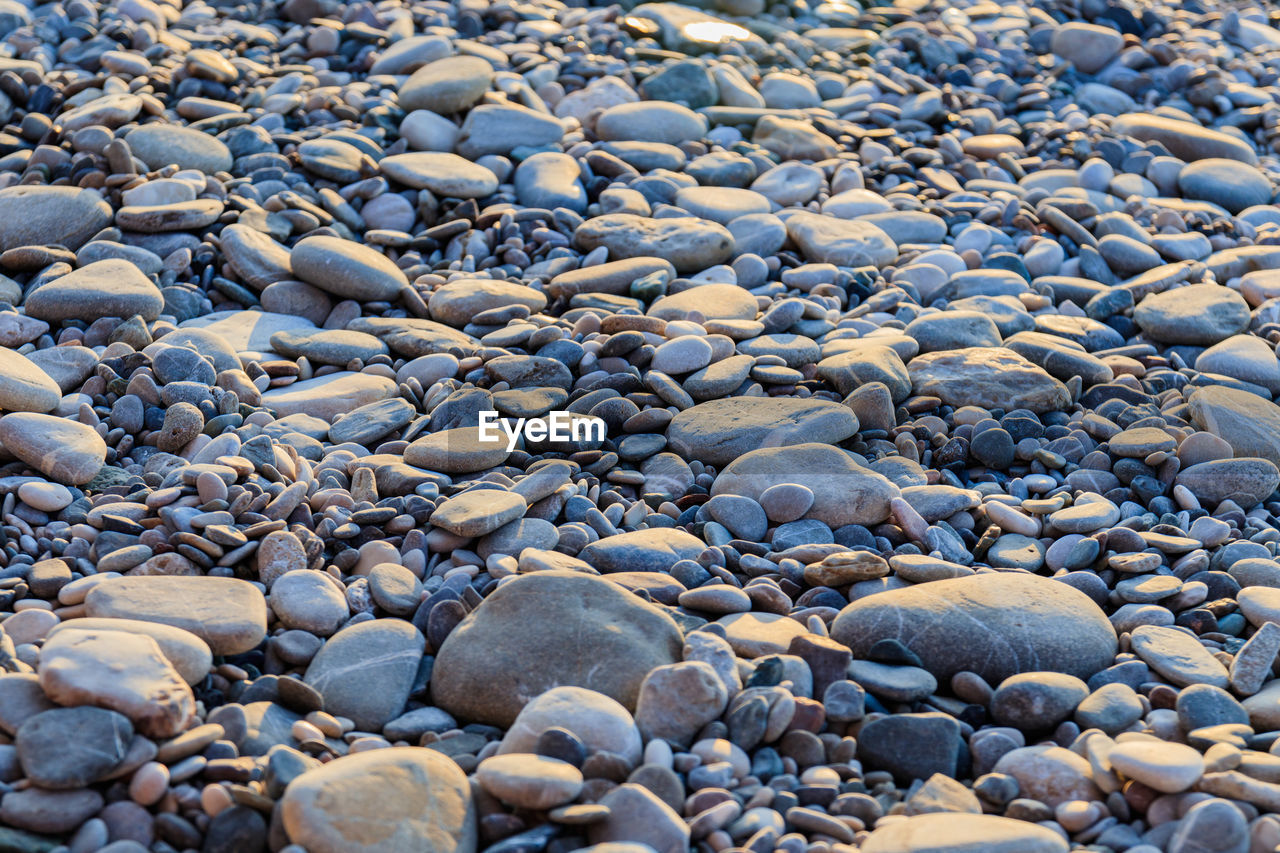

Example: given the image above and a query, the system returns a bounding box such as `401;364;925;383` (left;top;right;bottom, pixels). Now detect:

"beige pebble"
306;711;344;738
202;783;234;817
129;761;170;806
292;720;325;742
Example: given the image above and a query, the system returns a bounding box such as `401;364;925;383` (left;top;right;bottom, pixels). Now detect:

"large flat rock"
84;576;267;655
831;573;1118;684
666;398;858;466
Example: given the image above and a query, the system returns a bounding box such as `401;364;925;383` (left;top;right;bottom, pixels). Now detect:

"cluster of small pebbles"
5;0;1280;850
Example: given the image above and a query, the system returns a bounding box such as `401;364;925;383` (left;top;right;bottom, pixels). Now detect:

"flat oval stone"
78;240;163;274
1129;624;1229;688
678;585;751;614
674;186;770;225
514;151;587;213
596;101;707;144
847;659;937;702
219;224;292;290
1049;499;1120;534
712;442;898;527
1111;114;1258;165
290;236;408;302
1108;740;1204;793
1188;385;1280;466
84;575;268;655
0;186;113;251
429;278;547;327
23;259;164;323
1109;427;1177;457
398;55;493;113
1179;158;1272;213
405;426;511;473
270;570;349;636
831;573;1117;684
297;138;368;183
125;124;234;173
651;336;713;374
457;104;564;157
60;92;143;131
37;627;195;738
575;214;734;274
328;397;416;446
785;211;897;267
1177;458;1280;507
1050;22;1123;73
433;571;682;726
369;34;452;76
962;134;1026;159
262;373;398;421
667;399;858;466
1195;334;1280;392
0;349;60;412
860;813;1067;853
430;489;526;537
16;706;133;789
907;347;1070;414
269;329;388;365
280;747;475;853
716;611;809;658
577;527;705;574
46;617;212;685
990;672;1088;730
0;413;106;485
1133;283;1250;346
0;787;105;835
649;284;757;322
380;152;498;198
116;199;223;232
476;753;584;810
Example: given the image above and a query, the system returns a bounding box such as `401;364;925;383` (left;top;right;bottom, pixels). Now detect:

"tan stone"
281;747;477;853
38;628;195;738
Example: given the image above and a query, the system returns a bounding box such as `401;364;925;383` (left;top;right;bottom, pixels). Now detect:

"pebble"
0;413;106;484
289;235;409;302
280;748;475;853
124;124;233;173
38;627;194;738
303;618;425;731
85;576;266;655
668;399;858;466
399;56;494;114
908;347;1070;413
861;813;1068;853
1130;625;1231;689
1178;159;1273;213
833;573;1117;683
0;349;61;412
575;214;733;274
269;571;349;637
23;259;164;323
712;442;898;527
15;706;133;788
1133;284;1251;345
432;572;681;727
990;673;1089;731
1108;740;1204;792
476;753;584;810
47;618;211;686
0;186;112;251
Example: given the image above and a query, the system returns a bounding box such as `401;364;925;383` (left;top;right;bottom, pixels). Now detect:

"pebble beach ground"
5;0;1280;850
